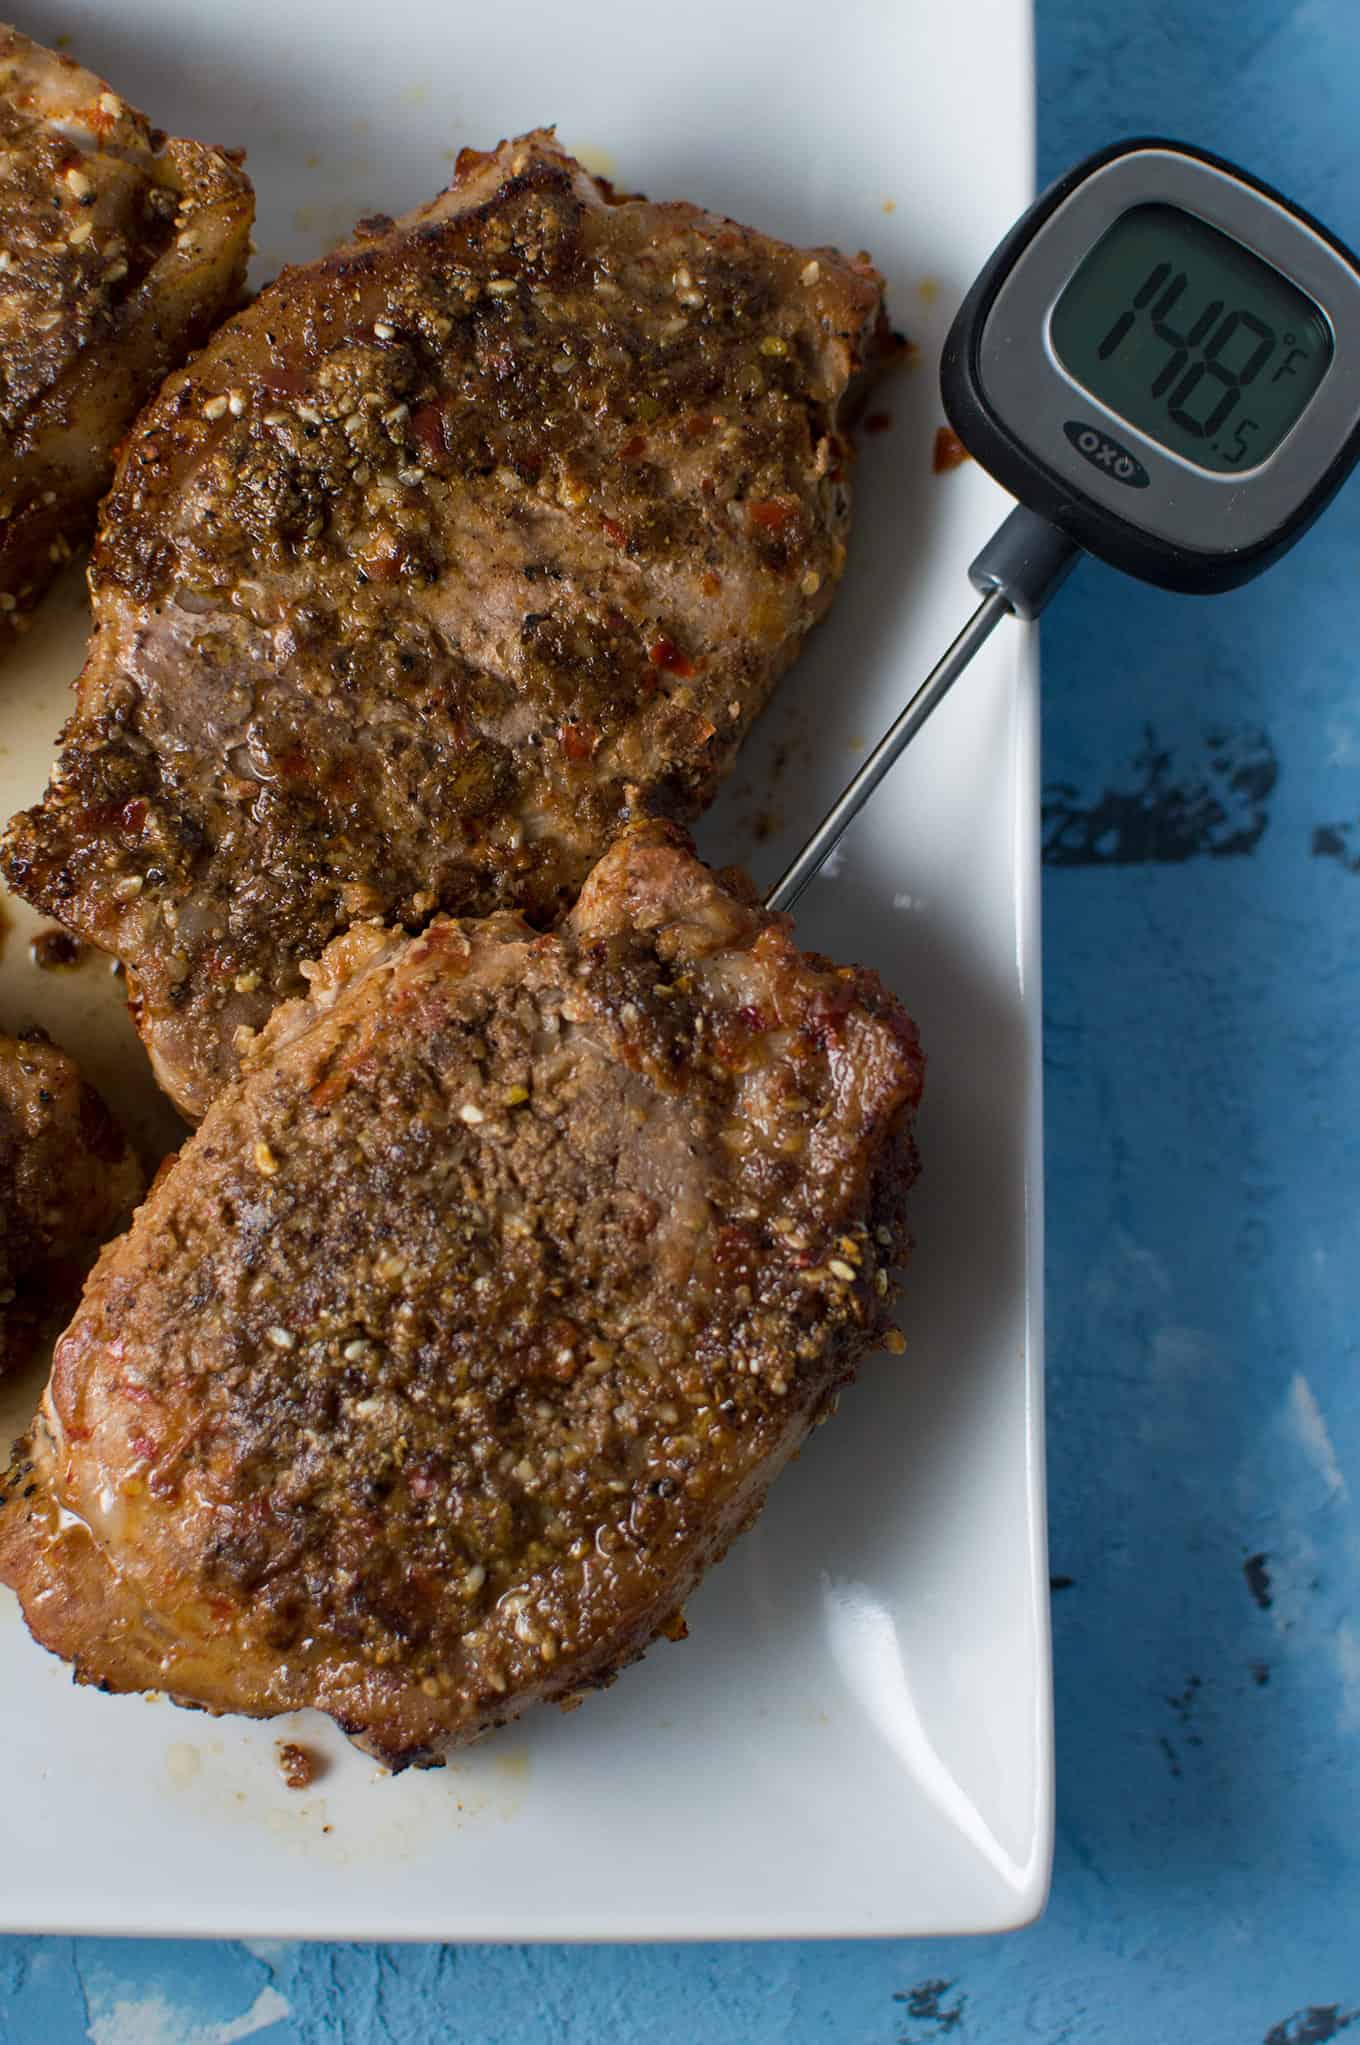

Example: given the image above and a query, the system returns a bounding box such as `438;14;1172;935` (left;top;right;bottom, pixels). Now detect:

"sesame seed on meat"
2;129;893;1121
0;25;252;633
0;824;923;1768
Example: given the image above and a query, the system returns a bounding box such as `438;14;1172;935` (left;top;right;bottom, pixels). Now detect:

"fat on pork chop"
3;131;890;1119
0;824;923;1767
0;24;252;634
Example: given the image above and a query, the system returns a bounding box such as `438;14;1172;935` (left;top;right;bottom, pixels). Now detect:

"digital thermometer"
766;138;1360;911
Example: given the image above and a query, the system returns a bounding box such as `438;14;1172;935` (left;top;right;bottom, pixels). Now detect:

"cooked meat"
0;824;923;1767
0;1027;141;1374
0;25;252;634
2;131;889;1120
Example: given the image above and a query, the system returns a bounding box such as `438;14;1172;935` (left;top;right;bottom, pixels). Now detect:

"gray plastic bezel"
978;147;1360;552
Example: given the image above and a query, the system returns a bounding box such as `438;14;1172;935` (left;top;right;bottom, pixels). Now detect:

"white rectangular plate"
0;0;1049;1939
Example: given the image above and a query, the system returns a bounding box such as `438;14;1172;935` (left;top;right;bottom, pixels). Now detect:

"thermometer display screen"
1051;203;1333;472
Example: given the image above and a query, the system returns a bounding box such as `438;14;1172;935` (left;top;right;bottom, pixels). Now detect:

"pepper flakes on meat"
0;824;924;1767
0;26;252;633
2;130;896;1121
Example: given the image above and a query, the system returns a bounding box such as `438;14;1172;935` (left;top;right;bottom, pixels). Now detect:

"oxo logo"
1063;420;1150;488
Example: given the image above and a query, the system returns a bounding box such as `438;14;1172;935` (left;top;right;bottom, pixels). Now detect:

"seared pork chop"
3;132;889;1119
0;825;923;1766
0;1028;141;1374
0;25;252;633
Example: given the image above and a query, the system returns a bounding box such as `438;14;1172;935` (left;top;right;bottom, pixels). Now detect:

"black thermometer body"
767;139;1360;910
942;137;1360;594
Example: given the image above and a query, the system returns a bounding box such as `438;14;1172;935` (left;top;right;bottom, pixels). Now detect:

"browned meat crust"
0;25;253;633
0;1028;142;1374
2;130;888;1120
0;825;923;1767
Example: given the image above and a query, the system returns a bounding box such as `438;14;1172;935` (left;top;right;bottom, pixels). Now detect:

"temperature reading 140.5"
1051;204;1334;473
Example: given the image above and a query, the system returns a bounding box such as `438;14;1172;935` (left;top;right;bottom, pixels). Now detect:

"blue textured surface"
5;1;1359;2038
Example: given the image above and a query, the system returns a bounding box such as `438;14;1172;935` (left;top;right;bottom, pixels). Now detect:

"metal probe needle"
764;587;1012;913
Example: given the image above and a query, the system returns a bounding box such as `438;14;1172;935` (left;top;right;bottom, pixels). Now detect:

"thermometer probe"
766;138;1360;912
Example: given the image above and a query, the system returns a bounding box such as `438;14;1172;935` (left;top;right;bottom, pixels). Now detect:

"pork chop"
0;25;252;634
0;824;923;1766
0;1027;141;1374
2;131;889;1119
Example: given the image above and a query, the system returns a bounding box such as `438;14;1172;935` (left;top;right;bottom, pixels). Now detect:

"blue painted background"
4;1;1358;2038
